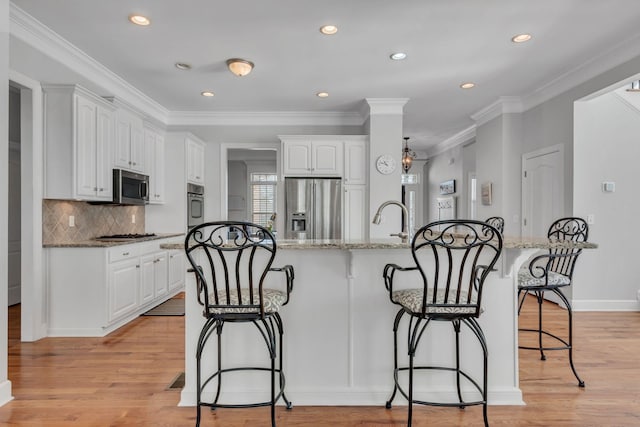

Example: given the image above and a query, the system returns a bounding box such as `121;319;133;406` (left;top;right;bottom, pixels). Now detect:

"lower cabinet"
47;237;185;337
344;185;367;240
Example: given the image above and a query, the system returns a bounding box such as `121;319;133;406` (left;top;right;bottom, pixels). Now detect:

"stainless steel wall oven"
187;183;204;229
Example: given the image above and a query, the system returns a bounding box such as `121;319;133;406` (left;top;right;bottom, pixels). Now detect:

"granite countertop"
44;233;184;248
159;236;597;251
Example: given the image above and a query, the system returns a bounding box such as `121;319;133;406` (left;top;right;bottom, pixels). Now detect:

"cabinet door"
129;123;145;172
344;140;366;185
153;133;165;202
187;139;205;184
155;252;169;297
140;254;156;305
95;106;114;200
168;250;185;292
108;259;139;322
312;141;342;175
344;185;366;240
114;116;131;169
283;141;312;175
75;95;98;198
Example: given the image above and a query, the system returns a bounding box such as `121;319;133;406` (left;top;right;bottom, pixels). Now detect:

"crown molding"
365;98;410;115
471;96;523;127
166;110;364;127
426;125;476;158
521;32;640;111
10;3;169;124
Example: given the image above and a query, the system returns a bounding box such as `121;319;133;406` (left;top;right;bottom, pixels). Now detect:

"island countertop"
160;235;597;251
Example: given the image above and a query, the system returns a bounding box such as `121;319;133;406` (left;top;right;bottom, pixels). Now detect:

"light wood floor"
1;295;639;426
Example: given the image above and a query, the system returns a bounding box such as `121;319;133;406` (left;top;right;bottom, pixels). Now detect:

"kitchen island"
162;236;596;407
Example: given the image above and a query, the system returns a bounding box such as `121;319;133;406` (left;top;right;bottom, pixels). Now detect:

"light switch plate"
602;181;615;192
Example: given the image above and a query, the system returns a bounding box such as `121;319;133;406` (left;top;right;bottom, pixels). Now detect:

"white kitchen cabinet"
113;106;145;173
108;257;140;322
344;185;367;240
281;138;343;176
43;84;115;202
344;138;367;185
187;137;205;185
140;251;168;304
168;250;186;292
46;237;184;337
144;125;166;203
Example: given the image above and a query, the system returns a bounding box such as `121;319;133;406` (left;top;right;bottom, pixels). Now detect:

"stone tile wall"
43;199;145;244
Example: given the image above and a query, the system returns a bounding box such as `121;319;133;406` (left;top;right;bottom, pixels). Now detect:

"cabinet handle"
93;187;98;191
136;265;140;268
123;252;130;256
99;188;104;192
196;176;200;179
133;162;137;166
128;161;132;165
170;255;174;258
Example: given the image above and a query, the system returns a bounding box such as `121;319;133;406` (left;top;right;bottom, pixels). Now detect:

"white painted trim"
168;111;364;127
0;380;13;406
276;134;367;142
522;32;640;111
573;299;640;312
426;125;476;158
365;98;409;115
9;3;169;124
178;387;523;407
471;96;524;127
611;92;640;118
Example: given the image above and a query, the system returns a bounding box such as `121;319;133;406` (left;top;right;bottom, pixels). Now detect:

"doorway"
8;86;21;307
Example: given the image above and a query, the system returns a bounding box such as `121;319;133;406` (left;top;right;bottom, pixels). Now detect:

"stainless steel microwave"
113;169;149;205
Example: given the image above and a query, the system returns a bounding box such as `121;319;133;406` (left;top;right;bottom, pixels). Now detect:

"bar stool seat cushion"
391;288;477;315
209;288;287;314
517;269;571;289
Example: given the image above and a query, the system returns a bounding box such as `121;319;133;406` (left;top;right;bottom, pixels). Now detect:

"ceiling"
10;0;640;150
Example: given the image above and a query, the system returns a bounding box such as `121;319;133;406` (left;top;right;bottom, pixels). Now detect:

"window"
250;173;277;227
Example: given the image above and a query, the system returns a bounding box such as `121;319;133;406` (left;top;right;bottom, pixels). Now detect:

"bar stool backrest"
185;221;276;319
484;216;505;234
411;220;503;318
545;217;588;279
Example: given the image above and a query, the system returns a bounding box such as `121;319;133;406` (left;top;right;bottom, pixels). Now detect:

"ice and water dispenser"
289;212;307;239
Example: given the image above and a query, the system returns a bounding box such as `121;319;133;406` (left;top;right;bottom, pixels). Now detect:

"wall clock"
375;154;396;175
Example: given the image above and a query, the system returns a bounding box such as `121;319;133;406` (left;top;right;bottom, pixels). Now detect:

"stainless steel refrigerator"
284;177;342;239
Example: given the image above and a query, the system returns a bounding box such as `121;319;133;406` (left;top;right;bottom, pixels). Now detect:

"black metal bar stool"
517;217;588;387
383;220;503;427
484;216;504;234
185;221;294;427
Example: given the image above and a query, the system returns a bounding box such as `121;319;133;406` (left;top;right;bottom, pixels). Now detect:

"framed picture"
439;179;456;195
481;182;492;205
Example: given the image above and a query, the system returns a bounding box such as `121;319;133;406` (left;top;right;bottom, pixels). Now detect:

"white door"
522;145;564;238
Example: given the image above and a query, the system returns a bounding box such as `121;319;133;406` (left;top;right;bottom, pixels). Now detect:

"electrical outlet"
587;214;595;225
68;215;75;227
131;214;136;224
637;289;640;301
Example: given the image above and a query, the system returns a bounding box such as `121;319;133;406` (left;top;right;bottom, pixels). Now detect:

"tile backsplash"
43;199;145;244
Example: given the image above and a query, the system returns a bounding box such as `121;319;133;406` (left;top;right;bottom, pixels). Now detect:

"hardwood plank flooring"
1;295;640;426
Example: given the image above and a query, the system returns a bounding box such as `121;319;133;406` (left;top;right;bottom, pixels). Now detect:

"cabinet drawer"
108;245;140;263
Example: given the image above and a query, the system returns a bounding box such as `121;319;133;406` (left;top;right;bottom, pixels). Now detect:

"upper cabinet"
144;124;166;204
43;84;116;202
113;105;145;173
186;137;205;185
281;137;347;176
280;135;367;179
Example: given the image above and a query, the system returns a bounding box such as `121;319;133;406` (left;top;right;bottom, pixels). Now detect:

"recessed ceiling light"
316;92;329;98
201;91;215;97
460;82;475;89
390;52;407;61
511;33;532;43
175;62;192;70
320;25;338;35
128;14;150;26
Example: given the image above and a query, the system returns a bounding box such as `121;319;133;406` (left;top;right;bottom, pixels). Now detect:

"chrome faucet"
372;200;410;243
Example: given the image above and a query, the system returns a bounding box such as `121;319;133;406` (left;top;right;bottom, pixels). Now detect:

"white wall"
574;93;640;310
475;116;505;222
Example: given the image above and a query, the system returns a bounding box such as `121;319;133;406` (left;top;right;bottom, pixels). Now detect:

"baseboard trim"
178;387;524;407
0;379;14;407
572;299;640;312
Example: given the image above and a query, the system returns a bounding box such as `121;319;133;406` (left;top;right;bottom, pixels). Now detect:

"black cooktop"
95;233;157;240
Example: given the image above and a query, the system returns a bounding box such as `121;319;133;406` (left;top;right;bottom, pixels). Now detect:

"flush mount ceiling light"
226;58;254;77
390;52;407;61
201;91;215;97
511;33;532;43
320;25;338;35
316;92;329;98
128;14;150;26
401;137;416;174
175;62;192;70
460;82;476;89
